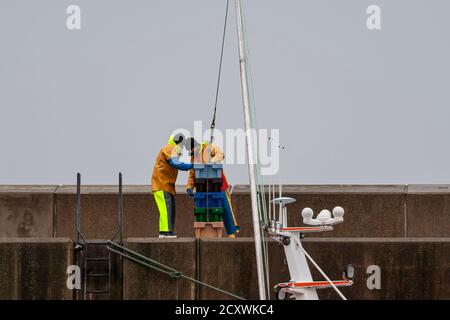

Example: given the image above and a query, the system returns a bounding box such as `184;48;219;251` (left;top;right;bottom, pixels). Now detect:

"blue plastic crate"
194;192;225;208
194;163;223;179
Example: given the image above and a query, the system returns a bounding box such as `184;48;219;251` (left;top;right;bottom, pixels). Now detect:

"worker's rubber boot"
159;231;178;239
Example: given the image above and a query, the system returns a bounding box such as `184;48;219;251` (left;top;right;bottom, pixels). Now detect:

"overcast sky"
1;0;449;185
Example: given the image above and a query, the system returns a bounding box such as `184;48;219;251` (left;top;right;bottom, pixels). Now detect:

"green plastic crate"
194;207;223;222
194;207;224;214
195;212;207;222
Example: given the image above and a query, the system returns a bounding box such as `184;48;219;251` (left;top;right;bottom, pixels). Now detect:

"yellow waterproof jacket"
151;136;184;195
186;142;225;190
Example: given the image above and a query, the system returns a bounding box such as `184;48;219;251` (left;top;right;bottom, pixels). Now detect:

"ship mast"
235;0;269;300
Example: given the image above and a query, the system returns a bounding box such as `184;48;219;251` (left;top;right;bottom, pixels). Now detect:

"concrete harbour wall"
0;185;448;300
1;184;449;239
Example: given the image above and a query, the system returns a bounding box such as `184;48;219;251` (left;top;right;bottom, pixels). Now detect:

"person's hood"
168;135;182;154
168;135;176;146
199;141;208;152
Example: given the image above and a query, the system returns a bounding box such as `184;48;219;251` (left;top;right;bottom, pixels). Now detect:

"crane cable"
210;0;230;143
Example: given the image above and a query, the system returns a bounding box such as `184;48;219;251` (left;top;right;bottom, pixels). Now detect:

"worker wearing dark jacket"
151;133;193;238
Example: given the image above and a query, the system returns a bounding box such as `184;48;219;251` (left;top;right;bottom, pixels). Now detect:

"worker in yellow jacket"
185;138;240;237
151;133;193;238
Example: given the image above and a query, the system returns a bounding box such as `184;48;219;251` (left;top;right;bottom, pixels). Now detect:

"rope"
210;0;230;143
293;237;347;300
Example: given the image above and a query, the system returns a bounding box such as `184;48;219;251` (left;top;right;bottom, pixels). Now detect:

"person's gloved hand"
187;188;194;197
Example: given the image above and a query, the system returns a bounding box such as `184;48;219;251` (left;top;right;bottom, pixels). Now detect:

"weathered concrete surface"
55;185;196;239
199;238;449;300
198;238;288;300
123;238;197;299
0;186;58;238
62;184;402;240
0;237;447;300
74;241;122;300
2;184;449;239
305;238;450;300
406;185;450;237
233;185;407;238
0;238;74;300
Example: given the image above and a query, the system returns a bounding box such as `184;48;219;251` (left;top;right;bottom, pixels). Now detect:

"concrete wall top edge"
55;185;153;194
197;237;450;243
233;185;407;194
54;185;409;194
0;237;72;243
55;185;187;194
125;237;196;243
301;237;450;243
3;184;450;195
0;185;59;194
406;184;450;194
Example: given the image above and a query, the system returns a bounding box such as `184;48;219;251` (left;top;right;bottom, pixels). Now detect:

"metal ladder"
82;240;111;299
74;172;124;300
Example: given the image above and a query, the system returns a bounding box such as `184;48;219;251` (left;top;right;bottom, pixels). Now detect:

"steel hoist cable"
210;0;230;143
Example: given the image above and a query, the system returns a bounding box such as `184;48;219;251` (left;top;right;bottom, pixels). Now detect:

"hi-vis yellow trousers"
153;190;176;233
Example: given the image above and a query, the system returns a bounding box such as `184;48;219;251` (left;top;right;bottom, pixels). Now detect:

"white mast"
235;0;268;300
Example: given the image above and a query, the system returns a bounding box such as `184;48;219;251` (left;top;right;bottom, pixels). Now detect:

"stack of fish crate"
193;163;225;238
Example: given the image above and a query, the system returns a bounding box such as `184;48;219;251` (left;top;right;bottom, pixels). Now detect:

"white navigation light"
332;206;345;218
301;206;345;226
317;209;331;222
301;207;314;220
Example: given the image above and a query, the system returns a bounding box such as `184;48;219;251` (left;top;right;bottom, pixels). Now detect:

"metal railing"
106;240;245;300
74;172;124;300
75;172;244;300
75;172;124;247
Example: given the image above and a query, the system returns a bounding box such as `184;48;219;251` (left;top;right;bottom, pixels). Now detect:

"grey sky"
1;0;449;185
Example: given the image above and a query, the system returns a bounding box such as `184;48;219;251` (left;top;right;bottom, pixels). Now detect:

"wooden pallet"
194;221;224;238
